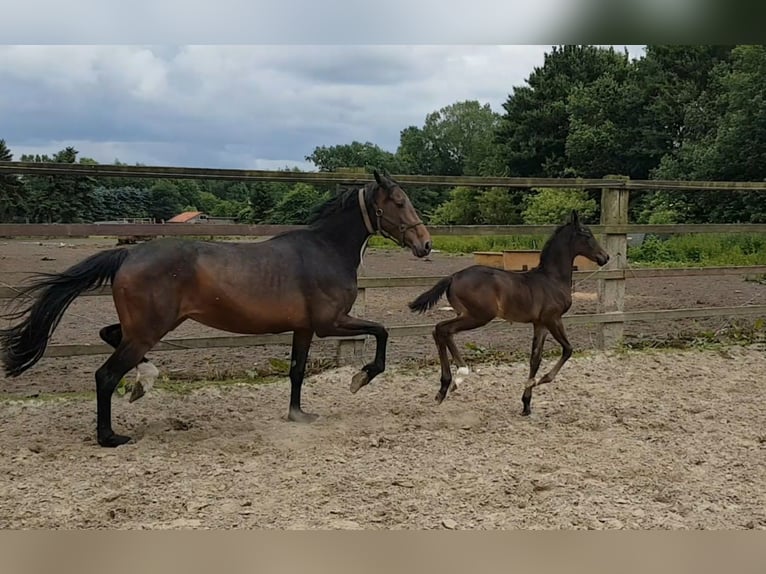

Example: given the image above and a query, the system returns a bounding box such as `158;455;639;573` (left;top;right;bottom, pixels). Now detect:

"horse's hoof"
435;392;446;404
288;409;320;423
98;433;132;448
128;382;145;403
350;371;370;394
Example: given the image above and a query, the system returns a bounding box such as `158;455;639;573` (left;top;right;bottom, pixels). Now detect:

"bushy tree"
522;188;598;225
268;183;328;224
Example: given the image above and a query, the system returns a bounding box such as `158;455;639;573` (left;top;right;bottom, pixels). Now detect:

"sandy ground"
0;346;764;529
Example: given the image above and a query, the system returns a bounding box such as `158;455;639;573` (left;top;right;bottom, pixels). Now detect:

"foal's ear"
570;209;580;226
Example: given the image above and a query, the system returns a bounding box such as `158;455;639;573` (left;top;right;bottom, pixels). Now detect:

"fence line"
2;265;765;359
3;222;766;238
32;304;766;359
3;266;766;301
7;161;766;191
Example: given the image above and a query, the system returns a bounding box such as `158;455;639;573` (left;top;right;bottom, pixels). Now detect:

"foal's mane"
537;221;575;267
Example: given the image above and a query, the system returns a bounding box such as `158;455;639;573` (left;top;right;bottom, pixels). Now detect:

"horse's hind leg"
95;340;154;447
99;323;158;402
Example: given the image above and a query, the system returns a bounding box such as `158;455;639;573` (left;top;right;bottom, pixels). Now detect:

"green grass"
371;232;766;267
369;234;547;253
627;233;766;267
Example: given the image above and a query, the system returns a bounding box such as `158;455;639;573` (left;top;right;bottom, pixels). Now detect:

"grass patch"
627;233;766;267
370;232;766;268
620;317;766;352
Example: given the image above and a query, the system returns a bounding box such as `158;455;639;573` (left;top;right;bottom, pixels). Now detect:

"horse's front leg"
316;315;388;393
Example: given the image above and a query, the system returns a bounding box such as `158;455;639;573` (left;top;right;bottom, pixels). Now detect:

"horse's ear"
373;170;383;186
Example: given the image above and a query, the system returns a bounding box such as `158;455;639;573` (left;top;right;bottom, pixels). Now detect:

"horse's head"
369;170;432;258
568;210;609;266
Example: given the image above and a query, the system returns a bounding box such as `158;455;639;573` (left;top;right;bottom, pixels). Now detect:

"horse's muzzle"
411;240;432;258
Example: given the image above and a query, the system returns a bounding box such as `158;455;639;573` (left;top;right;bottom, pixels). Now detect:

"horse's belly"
185;296;310;334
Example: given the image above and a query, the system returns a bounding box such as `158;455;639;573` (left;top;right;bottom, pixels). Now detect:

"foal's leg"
521;317;572;416
521;323;548;416
287;329;317;423
99;323;158;403
433;315;491;404
445;336;470;386
315;315;388;393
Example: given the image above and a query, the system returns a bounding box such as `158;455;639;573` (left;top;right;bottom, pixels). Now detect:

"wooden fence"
1;162;765;361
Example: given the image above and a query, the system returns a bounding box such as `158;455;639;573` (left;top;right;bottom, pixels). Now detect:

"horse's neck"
312;212;371;271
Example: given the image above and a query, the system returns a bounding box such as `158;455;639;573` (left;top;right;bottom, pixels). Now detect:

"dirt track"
1;347;765;529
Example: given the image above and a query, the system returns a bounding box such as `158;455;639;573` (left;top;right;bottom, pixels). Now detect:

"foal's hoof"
350;371;370;394
288;408;320;423
521;399;532;417
435;391;447;405
128;382;145;403
98;433;132;448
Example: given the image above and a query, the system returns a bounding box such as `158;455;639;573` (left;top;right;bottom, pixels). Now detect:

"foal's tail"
0;248;130;377
408;275;453;314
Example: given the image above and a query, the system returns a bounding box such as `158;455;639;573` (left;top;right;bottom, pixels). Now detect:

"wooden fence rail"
26;305;766;359
2;265;765;360
3;223;766;238
5;161;766;191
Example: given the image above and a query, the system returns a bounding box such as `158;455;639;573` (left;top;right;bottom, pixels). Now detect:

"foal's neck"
537;235;577;287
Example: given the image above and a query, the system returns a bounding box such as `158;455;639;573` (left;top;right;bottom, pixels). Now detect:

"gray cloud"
0;45;645;169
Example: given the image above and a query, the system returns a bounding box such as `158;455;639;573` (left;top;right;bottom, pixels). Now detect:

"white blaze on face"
136;361;159;393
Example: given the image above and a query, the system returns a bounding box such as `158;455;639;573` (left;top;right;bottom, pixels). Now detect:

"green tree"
522;188;598;225
240;182;285;223
268;183;328;224
305;141;405;173
429;186;481;225
497;45;632;177
149;180;184;221
397;100;502;176
476;187;526;224
19;146;97;223
0;139;25;222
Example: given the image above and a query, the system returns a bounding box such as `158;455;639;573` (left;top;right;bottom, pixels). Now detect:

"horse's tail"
408;275;453;314
0;248;130;377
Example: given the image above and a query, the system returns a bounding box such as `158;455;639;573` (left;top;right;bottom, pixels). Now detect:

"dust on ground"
1;347;764;529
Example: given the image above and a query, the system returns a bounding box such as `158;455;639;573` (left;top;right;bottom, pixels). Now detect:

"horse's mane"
306;181;375;226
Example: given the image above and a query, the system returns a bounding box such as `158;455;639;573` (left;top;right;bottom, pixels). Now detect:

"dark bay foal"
1;170;432;447
409;210;609;415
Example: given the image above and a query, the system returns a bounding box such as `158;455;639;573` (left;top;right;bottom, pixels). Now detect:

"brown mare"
408;210;609;415
1;170;432;447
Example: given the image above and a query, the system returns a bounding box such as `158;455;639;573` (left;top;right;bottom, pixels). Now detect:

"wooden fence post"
597;180;629;349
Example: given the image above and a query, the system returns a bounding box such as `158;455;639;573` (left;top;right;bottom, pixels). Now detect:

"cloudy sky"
0;44;645;171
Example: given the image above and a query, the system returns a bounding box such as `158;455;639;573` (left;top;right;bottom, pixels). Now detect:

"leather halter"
357;186;424;247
